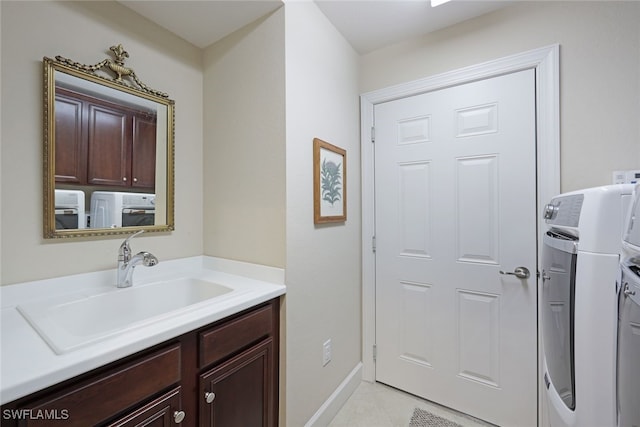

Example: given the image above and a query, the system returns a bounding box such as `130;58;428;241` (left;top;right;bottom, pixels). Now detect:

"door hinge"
373;344;377;361
372;235;376;253
371;126;375;143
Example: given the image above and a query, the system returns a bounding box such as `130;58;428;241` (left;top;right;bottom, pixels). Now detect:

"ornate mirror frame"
43;44;175;238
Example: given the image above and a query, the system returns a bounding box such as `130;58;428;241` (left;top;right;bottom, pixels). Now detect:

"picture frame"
313;138;347;224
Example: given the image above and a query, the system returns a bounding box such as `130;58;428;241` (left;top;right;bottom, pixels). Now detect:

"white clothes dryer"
617;260;640;427
617;183;640;427
54;189;86;229
90;191;155;228
541;184;634;427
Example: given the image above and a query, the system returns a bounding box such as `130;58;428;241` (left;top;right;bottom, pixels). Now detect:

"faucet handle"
124;229;144;245
119;229;145;260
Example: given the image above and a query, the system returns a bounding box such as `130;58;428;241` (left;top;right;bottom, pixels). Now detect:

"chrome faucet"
116;230;158;288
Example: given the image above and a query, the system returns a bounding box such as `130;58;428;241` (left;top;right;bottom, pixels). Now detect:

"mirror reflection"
43;46;174;238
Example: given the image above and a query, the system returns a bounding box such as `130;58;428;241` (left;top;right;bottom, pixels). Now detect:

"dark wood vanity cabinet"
199;339;274;427
54;87;156;190
106;387;183;427
6;344;182;427
1;299;279;427
198;304;277;427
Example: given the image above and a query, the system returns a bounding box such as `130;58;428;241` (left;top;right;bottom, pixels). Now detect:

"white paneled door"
374;69;537;426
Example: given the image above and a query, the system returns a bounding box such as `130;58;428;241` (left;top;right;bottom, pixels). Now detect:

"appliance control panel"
544;194;584;227
122;193;155;208
613;169;640;185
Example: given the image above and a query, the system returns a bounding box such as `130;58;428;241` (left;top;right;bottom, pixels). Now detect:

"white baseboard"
304;362;363;427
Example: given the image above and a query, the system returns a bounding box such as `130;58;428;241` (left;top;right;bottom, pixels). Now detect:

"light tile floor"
328;381;496;427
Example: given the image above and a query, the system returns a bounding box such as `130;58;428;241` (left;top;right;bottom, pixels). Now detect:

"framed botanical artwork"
313;138;346;224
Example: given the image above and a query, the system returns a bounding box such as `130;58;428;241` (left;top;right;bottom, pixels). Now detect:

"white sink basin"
17;278;235;354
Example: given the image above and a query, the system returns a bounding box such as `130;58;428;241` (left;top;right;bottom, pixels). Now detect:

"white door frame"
360;45;560;384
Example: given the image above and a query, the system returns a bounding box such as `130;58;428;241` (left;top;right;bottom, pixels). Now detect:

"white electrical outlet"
322;339;332;366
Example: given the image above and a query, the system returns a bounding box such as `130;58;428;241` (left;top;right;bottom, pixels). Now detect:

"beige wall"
7;1;638;425
1;4;362;426
202;9;286;269
361;1;640;192
0;1;204;285
284;2;361;426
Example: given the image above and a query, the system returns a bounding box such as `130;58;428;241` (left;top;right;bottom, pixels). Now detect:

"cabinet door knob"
205;391;216;404
173;410;185;423
123;177;127;182
133;177;138;182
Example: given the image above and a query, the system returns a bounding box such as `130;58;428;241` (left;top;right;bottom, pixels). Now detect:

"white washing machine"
541;184;634;427
54;189;86;229
90;191;155;228
617;183;640;427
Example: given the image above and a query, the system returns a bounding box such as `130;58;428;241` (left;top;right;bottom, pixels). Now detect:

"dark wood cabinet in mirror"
43;45;175;238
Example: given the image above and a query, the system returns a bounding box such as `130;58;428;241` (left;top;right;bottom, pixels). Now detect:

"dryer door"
55;208;79;230
542;231;578;410
122;209;155;227
618;262;640;427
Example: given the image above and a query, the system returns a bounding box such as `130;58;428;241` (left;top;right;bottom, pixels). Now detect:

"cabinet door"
199;338;274;427
106;387;183;427
86;102;132;187
131;113;157;190
54;94;86;184
16;345;181;426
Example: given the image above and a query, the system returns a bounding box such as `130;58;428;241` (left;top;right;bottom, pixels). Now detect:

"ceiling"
118;0;513;54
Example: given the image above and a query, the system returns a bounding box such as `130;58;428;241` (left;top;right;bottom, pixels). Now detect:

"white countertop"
0;256;286;405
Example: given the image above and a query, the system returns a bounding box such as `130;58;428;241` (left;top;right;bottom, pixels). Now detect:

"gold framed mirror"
43;45;175;238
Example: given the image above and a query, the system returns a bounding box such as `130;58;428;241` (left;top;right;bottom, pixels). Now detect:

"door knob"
205;391;216;404
173;410;185;423
499;267;530;279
